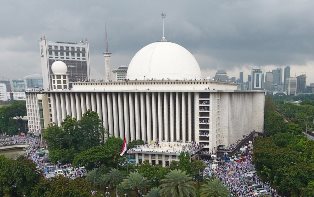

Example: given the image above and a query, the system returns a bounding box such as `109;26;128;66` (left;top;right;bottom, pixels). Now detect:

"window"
56;75;61;79
60;46;64;50
54;46;58;50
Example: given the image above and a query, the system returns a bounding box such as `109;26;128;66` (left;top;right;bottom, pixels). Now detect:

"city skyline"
1;0;314;83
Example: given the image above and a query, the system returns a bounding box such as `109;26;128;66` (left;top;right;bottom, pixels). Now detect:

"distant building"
214;70;228;82
310;83;314;93
272;68;282;91
12;80;25;92
0;83;8;101
239;72;244;83
40;37;90;90
296;74;306;93
287;77;297;95
283;66;290;92
112;66;128;81
0;80;11;92
264;72;273;91
25;74;43;89
251;69;263;90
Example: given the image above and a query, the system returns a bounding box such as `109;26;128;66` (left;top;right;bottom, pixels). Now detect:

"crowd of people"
212;143;279;196
0;134;30;147
23;135;87;179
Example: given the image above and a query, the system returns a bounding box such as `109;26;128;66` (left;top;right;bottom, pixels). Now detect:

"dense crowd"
24;136;87;179
212;144;280;196
0;135;30;146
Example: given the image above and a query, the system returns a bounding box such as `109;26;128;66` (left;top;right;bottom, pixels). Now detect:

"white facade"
0;83;8;101
26;91;44;135
112;66;128;81
287;77;297;95
43;81;264;152
40;37;90;90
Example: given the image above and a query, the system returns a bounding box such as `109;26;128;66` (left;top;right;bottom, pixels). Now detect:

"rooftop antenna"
161;12;167;42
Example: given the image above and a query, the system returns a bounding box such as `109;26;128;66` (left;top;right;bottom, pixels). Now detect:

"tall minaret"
161;12;167;42
104;26;112;81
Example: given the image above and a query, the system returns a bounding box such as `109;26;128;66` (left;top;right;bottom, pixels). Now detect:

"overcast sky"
1;0;314;83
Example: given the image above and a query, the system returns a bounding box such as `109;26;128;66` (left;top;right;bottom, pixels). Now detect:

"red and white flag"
120;136;127;156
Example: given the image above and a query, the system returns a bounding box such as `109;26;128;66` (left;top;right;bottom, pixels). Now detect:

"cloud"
0;0;314;83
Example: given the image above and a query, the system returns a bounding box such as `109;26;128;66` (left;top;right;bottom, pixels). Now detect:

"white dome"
51;61;67;75
127;42;201;80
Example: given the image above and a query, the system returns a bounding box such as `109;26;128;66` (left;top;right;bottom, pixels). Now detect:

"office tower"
264;72;273;91
40;36;90;90
214;70;228;82
287;77;297;95
112;66;128;81
251;69;263;90
0;83;8;101
296;74;306;93
24;74;43;89
272;68;282;91
0;80;11;92
239;72;243;83
284;66;290;91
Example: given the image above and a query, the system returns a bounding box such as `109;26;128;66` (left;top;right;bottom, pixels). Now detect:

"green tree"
0;101;26;135
159;169;196;197
137;161;170;188
200;178;230;197
119;172;148;196
128;139;145;149
102;168;125;196
145;187;160;197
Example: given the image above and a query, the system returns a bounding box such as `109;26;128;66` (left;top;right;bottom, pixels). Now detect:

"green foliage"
200;178;230;197
119;172;148;195
31;176;101;197
0;156;41;197
73;137;124;170
0;101;26;135
43;111;104;164
145;187;160;197
137;161;170;188
159;169;196;197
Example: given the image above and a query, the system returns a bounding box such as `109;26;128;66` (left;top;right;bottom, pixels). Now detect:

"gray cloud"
1;0;314;82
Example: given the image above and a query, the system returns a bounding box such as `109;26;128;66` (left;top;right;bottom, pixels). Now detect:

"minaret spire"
105;24;110;53
104;24;112;81
161;12;167;42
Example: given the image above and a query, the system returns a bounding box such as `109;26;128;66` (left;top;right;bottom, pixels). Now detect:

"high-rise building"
12;80;25;92
251;69;263;90
287;77;297;95
239;72;243;83
25;74;43;89
283;66;290;92
214;70;228;82
296;74;306;93
264;72;273;91
40;37;90;90
272;68;282;91
112;66;128;81
0;83;8;101
0;80;11;92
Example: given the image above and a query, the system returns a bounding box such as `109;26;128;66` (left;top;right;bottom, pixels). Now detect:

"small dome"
127;42;201;80
51;61;67;75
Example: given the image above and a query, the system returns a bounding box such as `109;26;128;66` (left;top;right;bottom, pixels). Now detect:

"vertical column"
129;93;135;141
123;93;130;142
60;93;66;121
75;93;81;120
135;93;141;140
86;93;91;111
50;94;57;123
163;93;169;142
152;93;157;141
158;92;163;142
65;94;71;116
81;94;86;115
182;93;186;142
70;94;76;118
112;93;119;137
56;94;62;126
175;92;181;141
140;93;146;142
107;93;114;136
118;93;124;138
170;92;174;142
96;93;102;120
188;92;192;142
91;93;96;112
146;93;152;142
101;93;108;132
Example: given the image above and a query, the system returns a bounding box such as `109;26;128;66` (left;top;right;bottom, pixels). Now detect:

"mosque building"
26;16;264;155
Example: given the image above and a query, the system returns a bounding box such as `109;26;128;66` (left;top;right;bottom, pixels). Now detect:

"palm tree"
102;168;125;196
200;178;230;197
159;169;196;197
119;172;147;196
145;187;160;197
